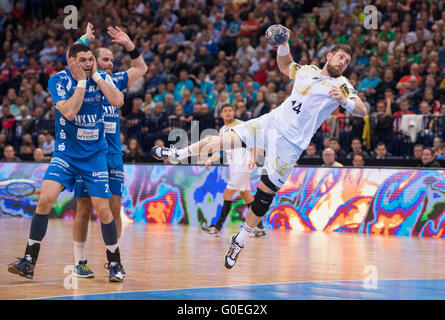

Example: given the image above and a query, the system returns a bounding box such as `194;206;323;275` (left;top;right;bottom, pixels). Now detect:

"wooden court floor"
1;218;445;300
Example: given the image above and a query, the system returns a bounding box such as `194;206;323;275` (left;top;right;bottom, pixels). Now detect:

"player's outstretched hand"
329;86;346;106
85;22;95;42
68;57;87;81
107;26;134;51
279;24;291;44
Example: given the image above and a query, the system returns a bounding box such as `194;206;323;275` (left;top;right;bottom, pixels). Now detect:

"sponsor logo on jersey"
58;143;65;151
104;121;117;134
88;85;98;92
103;105;119;117
92;171;108;178
77;128;99;141
74;114;102;128
60;129;66;139
51;157;69;167
60;117;66;126
56;82;66;97
340;83;350;98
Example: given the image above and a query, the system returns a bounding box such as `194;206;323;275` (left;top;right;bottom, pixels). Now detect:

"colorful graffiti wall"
0;162;444;238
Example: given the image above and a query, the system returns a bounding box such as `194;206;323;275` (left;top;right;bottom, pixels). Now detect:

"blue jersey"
103;71;128;155
48;69;113;160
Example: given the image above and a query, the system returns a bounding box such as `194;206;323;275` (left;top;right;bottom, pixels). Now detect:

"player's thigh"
262;137;304;191
107;153;124;198
227;171;251;191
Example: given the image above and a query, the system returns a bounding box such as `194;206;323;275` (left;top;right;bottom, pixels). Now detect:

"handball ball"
265;24;287;46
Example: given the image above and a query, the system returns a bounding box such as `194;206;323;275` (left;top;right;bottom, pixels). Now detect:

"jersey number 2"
292;101;302;114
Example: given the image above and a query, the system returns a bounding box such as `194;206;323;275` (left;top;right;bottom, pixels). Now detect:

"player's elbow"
65;112;76;121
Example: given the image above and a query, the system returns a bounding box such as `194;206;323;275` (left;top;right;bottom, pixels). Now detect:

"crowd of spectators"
0;0;444;167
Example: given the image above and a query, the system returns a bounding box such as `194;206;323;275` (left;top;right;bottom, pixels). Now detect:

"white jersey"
220;119;252;173
268;63;358;150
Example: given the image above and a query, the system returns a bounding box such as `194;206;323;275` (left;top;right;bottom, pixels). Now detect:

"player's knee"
251;188;275;217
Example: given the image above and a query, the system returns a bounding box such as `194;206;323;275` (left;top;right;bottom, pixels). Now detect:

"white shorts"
232;114;303;190
226;170;251;191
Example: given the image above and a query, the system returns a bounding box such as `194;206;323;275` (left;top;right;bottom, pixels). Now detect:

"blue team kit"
46;69;128;198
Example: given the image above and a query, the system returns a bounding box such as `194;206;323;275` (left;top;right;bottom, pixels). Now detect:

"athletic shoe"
207;225;221;237
250;227;266;237
8;256;35;279
107;262;125;282
104;262;126;278
151;145;180;164
72;260;95;278
224;233;244;269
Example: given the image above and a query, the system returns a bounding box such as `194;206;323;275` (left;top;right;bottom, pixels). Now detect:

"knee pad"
251;188;275;217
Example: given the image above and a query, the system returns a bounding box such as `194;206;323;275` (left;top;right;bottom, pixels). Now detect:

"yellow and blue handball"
265;24;287;47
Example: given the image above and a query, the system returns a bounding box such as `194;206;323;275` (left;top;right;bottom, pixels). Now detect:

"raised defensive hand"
85;22;95;42
107;26;134;50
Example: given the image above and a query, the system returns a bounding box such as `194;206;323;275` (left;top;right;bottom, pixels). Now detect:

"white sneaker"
151;145;180;164
250;227;266;237
224;233;244;269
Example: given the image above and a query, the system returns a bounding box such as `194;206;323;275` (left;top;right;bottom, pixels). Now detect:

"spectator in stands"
33;147;45;162
0;132;6;154
303;143;319;159
418;147;441;167
125;98;145;140
352;153;365;167
348;138;370;159
235;100;250;122
396;63;422;95
124;138;145;163
373;142;393;159
0;104;16;145
42;133;54;155
412;144;424;160
329;138;347;159
376;68;397;101
19;133;35;155
433;137;443;157
322;148;343;167
1;144;21;162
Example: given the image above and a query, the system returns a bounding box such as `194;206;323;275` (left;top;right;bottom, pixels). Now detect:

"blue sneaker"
107;262;125;282
8;256;35;279
72;260;95;278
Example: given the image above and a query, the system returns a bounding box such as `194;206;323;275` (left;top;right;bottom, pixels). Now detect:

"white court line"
0;282;56;288
31;277;445;300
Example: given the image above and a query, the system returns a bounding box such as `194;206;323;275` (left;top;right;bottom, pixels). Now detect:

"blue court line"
40;279;445;300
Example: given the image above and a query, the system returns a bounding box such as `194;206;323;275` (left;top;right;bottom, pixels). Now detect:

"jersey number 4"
292;101;302;114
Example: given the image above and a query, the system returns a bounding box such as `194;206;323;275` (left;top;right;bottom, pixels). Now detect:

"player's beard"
326;61;342;77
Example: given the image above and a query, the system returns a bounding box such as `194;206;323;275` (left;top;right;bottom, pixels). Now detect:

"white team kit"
232;63;358;189
220;119;253;191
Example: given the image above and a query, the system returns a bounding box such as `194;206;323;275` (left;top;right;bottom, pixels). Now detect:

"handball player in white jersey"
152;28;368;269
201;103;266;237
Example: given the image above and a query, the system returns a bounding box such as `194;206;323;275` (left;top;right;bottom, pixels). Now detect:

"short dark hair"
68;43;91;58
376;142;386;148
331;44;353;58
221;103;235;112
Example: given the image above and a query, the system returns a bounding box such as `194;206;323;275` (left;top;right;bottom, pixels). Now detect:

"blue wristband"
77;35;89;45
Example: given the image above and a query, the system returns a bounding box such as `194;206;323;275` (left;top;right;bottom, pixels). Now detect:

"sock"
26;213;49;263
176;145;194;160
101;220;120;263
257;220;264;229
215;200;233;230
74;241;86;265
236;224;254;246
29;213;49;242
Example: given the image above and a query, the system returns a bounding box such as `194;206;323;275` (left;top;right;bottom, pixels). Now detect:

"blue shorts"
74;153;124;198
44;152;112;198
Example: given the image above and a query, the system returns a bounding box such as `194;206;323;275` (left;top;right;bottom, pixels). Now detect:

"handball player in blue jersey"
8;39;127;282
71;25;147;278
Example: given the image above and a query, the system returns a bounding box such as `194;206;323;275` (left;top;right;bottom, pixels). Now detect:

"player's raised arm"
51;57;86;121
107;26;148;86
275;26;299;78
91;57;124;108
